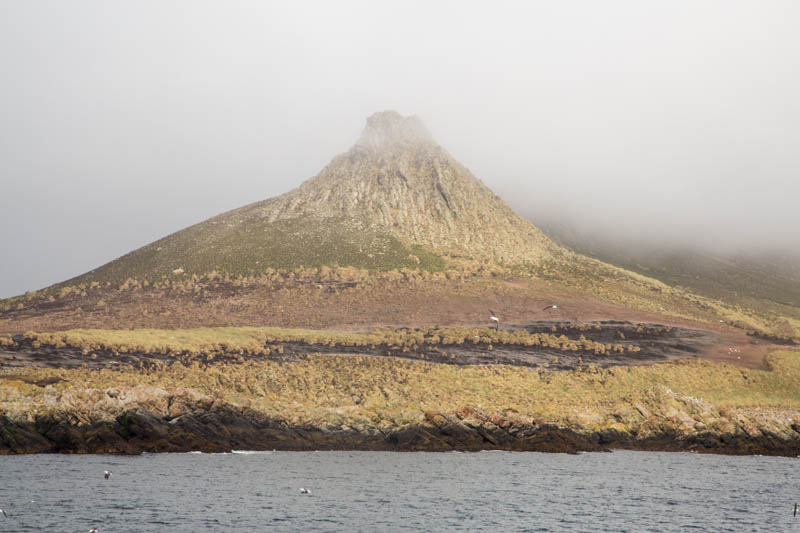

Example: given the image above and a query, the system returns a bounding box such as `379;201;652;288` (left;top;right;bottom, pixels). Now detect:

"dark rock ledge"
1;387;799;456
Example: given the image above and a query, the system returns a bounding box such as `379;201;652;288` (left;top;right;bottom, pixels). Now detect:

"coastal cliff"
2;384;799;456
3;328;800;457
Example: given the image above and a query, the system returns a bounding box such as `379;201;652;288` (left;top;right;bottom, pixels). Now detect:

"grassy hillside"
3;347;800;426
2;111;795;342
52;111;558;290
2;249;796;339
537;221;800;338
62;215;445;287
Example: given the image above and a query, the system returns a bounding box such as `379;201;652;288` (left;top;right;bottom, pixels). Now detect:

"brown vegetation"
2;349;800;455
1;258;788;340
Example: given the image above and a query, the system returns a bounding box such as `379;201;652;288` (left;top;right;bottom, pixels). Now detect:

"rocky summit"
245;110;558;262
66;111;560;286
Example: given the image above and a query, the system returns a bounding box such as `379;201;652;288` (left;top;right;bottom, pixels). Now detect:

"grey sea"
0;450;797;532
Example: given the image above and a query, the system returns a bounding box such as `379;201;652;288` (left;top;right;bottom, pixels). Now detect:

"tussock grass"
22;325;629;357
2;250;795;342
3;345;799;427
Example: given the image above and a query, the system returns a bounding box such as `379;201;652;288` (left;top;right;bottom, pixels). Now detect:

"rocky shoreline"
2;385;798;456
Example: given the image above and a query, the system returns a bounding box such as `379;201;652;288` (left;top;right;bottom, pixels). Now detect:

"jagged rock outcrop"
238;110;557;263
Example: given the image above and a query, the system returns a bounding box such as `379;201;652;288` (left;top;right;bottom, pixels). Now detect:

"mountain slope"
6;111;797;342
536;219;800;338
66;111;559;286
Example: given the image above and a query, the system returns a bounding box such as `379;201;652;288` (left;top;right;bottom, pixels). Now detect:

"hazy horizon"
2;1;799;298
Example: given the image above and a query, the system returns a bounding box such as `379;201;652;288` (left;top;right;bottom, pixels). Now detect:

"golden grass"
3;348;799;427
21;325;629;357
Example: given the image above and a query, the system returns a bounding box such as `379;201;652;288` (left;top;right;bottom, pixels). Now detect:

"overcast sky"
2;1;799;297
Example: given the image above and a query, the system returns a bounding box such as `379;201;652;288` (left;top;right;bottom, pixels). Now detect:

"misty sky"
2;1;799;297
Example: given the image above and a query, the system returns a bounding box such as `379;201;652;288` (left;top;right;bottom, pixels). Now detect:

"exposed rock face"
234;110;558;263
2;385;799;456
355;111;434;151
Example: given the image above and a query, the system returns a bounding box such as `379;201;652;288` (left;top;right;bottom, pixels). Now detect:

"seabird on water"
89;528;99;533
1;508;8;518
542;305;558;311
299;488;312;494
489;310;499;331
104;470;112;480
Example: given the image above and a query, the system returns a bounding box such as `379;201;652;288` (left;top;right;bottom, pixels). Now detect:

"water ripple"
1;450;797;532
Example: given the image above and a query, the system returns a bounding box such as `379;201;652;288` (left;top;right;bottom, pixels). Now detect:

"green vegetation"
524;251;793;337
60;215;445;288
538;224;800;338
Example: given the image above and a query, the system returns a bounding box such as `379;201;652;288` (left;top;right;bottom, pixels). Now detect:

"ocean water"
0;450;797;532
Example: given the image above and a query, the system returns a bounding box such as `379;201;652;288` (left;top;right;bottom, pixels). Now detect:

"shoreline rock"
2;386;799;456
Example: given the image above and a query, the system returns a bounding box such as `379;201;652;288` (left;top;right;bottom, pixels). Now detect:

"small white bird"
489;310;499;331
542;304;558;312
1;508;8;518
299;488;312;494
104;470;112;480
89;528;99;533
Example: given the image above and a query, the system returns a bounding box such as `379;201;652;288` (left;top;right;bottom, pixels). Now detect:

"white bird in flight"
489;310;499;331
299;488;312;494
542;305;558;312
1;508;8;518
104;470;112;480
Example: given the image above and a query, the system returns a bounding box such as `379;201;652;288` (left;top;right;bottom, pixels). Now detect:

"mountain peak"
62;111;560;286
355;111;435;151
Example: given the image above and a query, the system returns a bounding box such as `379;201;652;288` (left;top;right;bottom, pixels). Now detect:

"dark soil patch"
747;331;798;346
275;320;718;370
0;320;730;372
